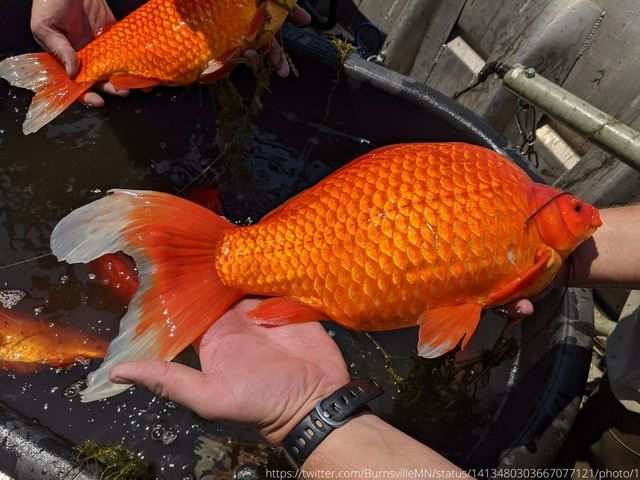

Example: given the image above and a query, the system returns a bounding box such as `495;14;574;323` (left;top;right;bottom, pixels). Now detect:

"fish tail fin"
0;53;92;134
51;190;243;402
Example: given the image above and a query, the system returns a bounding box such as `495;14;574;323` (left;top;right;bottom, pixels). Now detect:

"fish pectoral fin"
198;49;243;84
487;247;554;305
109;74;161;90
247;297;326;326
417;304;482;358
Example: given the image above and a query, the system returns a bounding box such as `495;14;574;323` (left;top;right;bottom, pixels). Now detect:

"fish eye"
574;203;582;213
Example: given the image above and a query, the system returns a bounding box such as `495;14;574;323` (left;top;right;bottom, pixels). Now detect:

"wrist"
259;379;349;445
277;379;384;466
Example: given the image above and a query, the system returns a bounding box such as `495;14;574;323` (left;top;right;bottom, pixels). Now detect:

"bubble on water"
64;379;86;399
0;129;5;135
0;289;26;309
328;329;336;337
170;96;177;103
90;188;103;195
33;306;45;316
87;272;97;281
50;386;60;394
43;403;48;411
59;274;70;285
234;465;260;480
150;423;163;441
162;426;178;446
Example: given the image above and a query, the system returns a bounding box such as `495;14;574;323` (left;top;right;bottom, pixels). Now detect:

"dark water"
0;4;568;478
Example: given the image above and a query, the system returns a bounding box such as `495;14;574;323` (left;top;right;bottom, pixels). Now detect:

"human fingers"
289;6;312;25
80;91;105;107
270;40;290;78
100;82;130;97
110;360;214;415
32;25;79;77
496;299;535;321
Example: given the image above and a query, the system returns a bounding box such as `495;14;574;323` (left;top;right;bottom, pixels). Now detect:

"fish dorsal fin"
417;304;482;358
247;297;325;326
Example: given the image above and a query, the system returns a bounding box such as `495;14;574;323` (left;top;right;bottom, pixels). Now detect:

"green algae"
73;440;150;480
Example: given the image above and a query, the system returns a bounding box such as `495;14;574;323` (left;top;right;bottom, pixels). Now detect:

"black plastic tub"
0;3;593;478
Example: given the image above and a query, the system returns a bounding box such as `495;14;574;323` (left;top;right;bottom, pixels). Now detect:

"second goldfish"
0;0;297;134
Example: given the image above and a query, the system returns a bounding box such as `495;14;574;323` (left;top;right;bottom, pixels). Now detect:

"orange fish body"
76;0;290;87
52;143;602;401
0;309;107;373
0;0;296;134
218;144;565;330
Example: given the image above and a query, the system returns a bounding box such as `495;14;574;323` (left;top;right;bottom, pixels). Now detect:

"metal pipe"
501;64;640;174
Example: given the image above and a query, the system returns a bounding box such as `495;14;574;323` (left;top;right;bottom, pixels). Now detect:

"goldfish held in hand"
0;0;297;134
51;143;602;401
0;308;107;373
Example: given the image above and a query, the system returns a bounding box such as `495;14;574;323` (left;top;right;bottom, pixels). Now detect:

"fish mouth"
592;209;603;228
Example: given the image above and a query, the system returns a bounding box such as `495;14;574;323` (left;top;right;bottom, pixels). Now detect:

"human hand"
264;6;312;77
110;299;350;444
30;0;129;106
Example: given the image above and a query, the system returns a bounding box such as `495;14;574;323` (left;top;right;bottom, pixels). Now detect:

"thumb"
496;299;535;321
110;360;210;413
35;28;79;76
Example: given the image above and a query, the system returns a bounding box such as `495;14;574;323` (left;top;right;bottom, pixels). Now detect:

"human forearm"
569;205;640;289
303;414;471;479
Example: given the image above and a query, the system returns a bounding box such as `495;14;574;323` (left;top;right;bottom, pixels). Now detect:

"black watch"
281;379;384;467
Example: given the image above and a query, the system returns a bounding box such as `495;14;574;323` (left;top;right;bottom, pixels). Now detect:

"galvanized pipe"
501;64;640;173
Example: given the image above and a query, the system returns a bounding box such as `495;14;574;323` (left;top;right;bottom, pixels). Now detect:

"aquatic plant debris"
73;440;150;480
183;58;275;192
330;36;355;67
194;434;291;480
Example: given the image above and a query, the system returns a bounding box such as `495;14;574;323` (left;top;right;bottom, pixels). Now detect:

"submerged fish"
89;254;139;305
0;308;107;373
51;143;602;401
0;0;296;135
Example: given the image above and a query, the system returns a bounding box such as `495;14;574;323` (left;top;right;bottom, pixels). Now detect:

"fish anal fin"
109;74;161;90
247;297;325;326
487;247;557;306
417;304;482;358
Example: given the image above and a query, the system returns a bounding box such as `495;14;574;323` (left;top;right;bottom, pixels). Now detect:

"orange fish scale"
76;0;264;85
216;143;542;330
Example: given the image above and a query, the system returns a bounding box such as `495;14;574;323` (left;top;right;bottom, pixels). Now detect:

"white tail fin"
0;53;92;134
51;190;242;402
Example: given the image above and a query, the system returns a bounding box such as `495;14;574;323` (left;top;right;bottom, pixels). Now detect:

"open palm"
111;299;350;444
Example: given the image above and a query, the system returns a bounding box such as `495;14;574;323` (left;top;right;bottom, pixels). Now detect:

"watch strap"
282;379;383;466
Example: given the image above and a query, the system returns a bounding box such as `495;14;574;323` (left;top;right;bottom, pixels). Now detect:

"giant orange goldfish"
0;308;107;373
51;143;602;401
0;0;296;135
